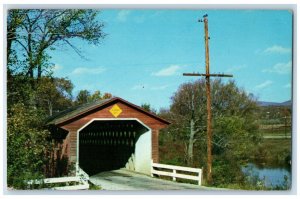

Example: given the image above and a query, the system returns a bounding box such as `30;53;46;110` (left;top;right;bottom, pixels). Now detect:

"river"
242;163;291;189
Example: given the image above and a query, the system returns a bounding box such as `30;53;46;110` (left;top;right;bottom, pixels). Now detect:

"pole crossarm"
182;14;234;185
183;73;233;77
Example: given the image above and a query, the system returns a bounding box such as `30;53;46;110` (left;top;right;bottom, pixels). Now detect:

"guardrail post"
151;159;154;177
198;168;202;186
172;169;176;181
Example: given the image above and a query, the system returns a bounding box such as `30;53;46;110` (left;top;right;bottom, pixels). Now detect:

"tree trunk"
38;64;42;78
28;29;34;78
187;117;196;166
187;91;196;166
48;100;53;116
7;32;13;63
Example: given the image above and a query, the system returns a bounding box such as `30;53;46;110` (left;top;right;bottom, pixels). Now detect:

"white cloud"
263;61;292;74
263;45;291;54
116;10;131;22
72;66;106;75
131;84;168;90
152;65;181;76
53;64;62;71
225;65;246;73
255;80;273;90
150;85;169;90
131;84;148;90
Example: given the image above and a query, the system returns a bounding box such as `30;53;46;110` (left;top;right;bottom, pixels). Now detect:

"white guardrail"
151;160;203;185
27;176;89;190
26;167;89;190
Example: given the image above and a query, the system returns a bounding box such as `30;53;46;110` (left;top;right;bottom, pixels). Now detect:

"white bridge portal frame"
76;118;152;176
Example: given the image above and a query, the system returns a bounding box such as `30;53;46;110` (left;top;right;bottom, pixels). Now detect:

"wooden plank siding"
57;100;169;164
152;130;159;163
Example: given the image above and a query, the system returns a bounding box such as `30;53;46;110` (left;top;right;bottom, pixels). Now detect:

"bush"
7;103;51;189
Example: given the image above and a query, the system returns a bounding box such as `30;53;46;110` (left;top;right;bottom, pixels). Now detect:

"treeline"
257;105;291;126
7;9;106;189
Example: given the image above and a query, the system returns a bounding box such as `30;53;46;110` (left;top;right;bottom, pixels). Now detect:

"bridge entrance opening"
78;120;149;176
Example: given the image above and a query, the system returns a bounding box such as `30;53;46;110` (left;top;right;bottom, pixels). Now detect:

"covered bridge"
47;97;170;176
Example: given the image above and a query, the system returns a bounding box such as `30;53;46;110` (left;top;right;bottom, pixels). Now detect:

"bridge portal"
47;97;170;176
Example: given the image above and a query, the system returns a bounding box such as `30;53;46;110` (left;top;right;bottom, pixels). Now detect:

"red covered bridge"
47;97;170;176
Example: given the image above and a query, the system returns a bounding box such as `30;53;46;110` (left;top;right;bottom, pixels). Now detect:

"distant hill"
257;100;292;107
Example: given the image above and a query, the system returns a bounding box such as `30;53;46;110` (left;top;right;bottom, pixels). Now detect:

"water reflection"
242;163;291;189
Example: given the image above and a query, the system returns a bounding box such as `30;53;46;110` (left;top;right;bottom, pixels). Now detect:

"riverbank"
249;138;291;167
240;137;292;190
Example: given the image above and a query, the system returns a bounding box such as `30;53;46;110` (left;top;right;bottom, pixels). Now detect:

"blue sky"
50;9;293;110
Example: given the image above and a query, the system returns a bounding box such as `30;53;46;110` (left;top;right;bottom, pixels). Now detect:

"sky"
50;9;293;111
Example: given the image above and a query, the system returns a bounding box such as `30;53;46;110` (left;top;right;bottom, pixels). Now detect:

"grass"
250;138;291;167
88;181;101;190
261;139;291;154
259;126;291;137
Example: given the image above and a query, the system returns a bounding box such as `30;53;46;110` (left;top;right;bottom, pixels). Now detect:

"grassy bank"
259;126;291;137
249;138;291;168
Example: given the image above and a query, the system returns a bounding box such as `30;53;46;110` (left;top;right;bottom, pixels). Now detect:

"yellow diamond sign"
109;104;122;117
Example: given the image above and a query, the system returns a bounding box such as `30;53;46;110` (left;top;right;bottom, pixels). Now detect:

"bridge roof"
46;97;170;126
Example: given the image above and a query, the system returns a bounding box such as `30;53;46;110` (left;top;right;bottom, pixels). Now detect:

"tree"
165;80;206;167
6;9;108;189
102;92;112;99
75;90;113;105
7;9;106;79
7;103;51;189
75;90;90;105
7;10;27;69
159;79;260;185
89;90;102;102
7;9;107;111
141;103;157;114
36;77;73;116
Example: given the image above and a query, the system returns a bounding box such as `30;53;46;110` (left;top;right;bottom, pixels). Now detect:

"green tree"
75;90;113;105
7;103;51;189
89;90;102;102
7;9;106;79
6;9;106;189
141;103;157;114
36;77;74;116
75;90;91;105
159;79;260;186
7;10;27;70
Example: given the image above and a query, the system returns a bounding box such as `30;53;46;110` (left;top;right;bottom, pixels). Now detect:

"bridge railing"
151;160;203;185
26;167;90;190
26;176;89;190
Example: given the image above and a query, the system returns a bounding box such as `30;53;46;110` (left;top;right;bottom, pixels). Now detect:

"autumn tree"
159;79;260;185
166;81;206;166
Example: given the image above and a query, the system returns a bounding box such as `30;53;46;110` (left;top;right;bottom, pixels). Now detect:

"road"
89;168;227;191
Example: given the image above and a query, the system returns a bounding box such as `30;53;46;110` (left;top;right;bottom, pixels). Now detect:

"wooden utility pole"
183;14;233;185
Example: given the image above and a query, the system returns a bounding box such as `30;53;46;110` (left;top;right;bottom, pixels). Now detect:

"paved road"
89;168;226;191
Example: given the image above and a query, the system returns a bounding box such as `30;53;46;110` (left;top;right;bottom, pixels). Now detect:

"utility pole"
183;14;233;185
